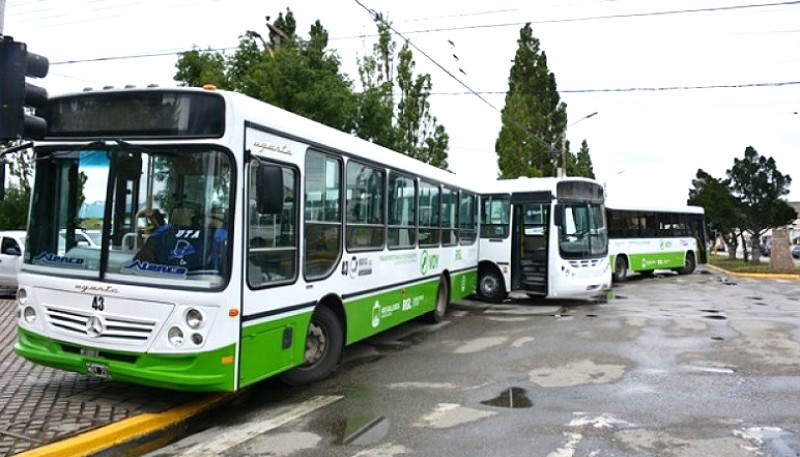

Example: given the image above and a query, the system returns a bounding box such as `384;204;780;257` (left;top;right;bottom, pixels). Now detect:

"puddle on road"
481;387;533;408
711;336;725;341
315;414;391;446
703;315;728;320
341;416;390;445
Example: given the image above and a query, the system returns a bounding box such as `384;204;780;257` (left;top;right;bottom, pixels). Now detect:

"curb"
15;393;231;457
705;263;800;280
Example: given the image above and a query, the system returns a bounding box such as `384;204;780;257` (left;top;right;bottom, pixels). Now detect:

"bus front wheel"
612;256;628;282
478;268;507;303
280;306;343;386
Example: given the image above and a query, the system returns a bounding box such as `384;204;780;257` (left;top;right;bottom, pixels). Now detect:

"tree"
688;169;743;258
174;9;358;132
726;146;796;264
496;23;567;178
355;13;450;169
0;146;34;229
569;139;595;179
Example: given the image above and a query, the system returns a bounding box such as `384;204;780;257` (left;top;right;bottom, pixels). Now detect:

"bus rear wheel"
678;252;696;275
478;268;507;303
612;256;628;282
279;306;343;386
424;278;450;323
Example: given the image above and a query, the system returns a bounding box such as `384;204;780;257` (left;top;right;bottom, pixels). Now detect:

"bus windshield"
559;202;607;259
24;145;233;289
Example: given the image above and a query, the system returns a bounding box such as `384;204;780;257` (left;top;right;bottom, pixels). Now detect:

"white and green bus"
606;203;708;281
13;86;479;392
477;177;611;302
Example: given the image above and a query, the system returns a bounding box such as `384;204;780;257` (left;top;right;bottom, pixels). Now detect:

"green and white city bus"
606;203;708;281
477;177;611;302
13;86;479;392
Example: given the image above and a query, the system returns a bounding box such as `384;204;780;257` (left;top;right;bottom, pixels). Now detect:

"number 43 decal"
91;296;105;311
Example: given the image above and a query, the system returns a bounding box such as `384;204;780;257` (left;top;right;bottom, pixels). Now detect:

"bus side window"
304;151;342;279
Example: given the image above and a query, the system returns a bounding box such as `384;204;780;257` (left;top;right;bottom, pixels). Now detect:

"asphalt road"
143;267;800;457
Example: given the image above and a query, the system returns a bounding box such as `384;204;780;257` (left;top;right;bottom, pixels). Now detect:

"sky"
3;0;799;207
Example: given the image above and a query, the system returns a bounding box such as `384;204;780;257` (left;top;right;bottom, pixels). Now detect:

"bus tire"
678;252;696;275
478;267;507;303
424;277;450;323
279;306;343;386
612;255;628;282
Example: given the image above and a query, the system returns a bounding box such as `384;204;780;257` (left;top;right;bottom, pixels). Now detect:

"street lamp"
603;169;626;198
569;111;598;128
558;111;598;177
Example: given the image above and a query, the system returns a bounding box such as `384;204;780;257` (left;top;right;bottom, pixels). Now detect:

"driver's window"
248;162;298;287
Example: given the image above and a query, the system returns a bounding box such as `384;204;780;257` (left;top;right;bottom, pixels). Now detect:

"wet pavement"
146;266;800;457
1;264;798;456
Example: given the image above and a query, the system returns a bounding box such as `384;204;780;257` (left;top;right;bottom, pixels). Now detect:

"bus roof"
478;176;601;195
604;202;705;214
42;86;478;194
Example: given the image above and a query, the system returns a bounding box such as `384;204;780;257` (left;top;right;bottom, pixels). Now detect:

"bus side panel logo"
420;250;440;275
371;301;381;328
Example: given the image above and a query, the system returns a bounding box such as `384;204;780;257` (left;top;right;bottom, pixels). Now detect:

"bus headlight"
23;306;37;323
17;288;28;305
185;308;204;329
191;333;204;345
168;326;185;346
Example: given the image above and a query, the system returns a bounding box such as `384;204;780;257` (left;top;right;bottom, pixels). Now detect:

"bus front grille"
44;306;156;342
568;258;602;268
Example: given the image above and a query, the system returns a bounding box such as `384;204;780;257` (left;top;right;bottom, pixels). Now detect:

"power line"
49;48;800;96
428;81;800;96
334;1;800;40
352;0;502;115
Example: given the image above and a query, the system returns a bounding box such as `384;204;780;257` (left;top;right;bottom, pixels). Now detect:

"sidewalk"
0;297;226;457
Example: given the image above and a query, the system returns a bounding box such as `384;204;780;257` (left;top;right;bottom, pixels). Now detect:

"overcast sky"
4;0;799;206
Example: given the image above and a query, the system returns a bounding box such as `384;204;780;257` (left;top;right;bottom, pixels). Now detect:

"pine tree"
496;24;567;178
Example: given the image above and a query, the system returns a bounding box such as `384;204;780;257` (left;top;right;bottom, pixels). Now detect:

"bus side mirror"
554;204;563;227
256;164;284;214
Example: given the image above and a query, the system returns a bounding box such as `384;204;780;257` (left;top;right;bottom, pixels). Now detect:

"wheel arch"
478;260;505;285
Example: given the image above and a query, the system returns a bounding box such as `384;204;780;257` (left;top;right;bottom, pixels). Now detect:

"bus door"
510;193;551;295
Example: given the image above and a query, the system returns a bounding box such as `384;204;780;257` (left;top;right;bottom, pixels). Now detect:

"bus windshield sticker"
122;260;188;277
33;252;86;267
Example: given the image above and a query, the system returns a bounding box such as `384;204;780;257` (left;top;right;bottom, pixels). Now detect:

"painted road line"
176;395;344;457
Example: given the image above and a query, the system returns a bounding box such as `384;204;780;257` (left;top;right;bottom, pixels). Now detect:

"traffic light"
0;36;49;141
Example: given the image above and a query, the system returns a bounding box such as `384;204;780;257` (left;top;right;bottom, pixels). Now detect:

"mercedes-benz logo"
86;315;104;337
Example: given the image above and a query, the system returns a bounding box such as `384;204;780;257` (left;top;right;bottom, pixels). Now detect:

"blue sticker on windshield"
122;260;188;277
34;252;85;266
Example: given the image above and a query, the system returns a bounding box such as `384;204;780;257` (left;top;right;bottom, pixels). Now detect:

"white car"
59;229;100;254
0;230;26;292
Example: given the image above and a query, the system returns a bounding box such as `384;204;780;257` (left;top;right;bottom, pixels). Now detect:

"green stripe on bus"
627;251;686;271
344;268;477;343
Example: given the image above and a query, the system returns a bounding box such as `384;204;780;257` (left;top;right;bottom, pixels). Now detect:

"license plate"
86;363;110;379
